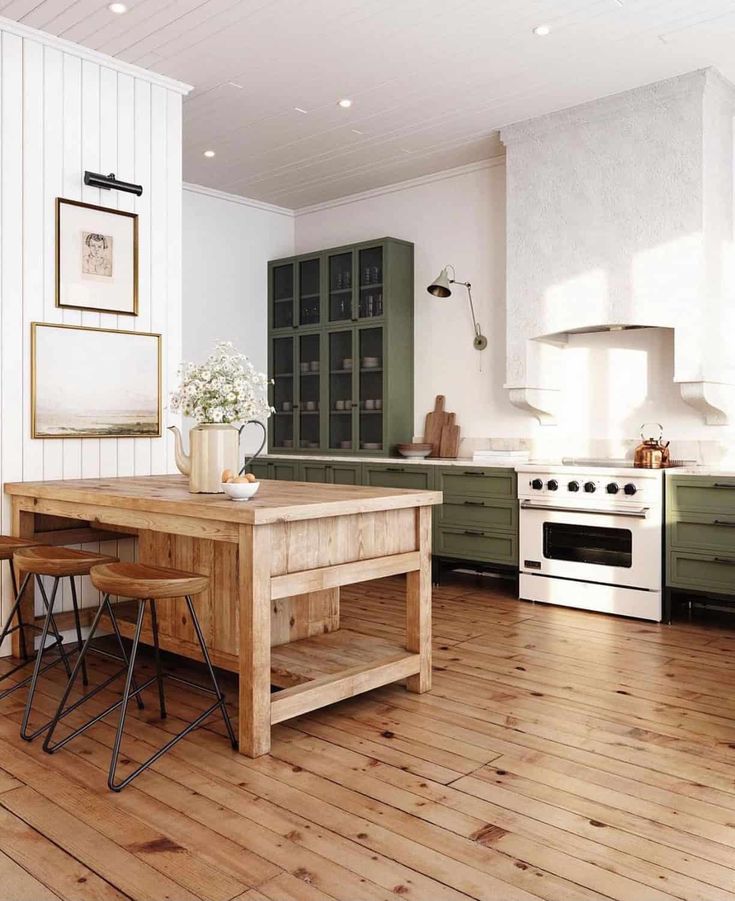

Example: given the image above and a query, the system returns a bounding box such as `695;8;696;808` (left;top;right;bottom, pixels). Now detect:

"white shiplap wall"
0;20;189;642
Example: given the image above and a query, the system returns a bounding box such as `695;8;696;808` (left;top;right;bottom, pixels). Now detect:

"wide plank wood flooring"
1;573;735;900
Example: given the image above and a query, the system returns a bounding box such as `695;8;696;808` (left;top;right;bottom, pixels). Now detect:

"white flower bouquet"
170;341;273;425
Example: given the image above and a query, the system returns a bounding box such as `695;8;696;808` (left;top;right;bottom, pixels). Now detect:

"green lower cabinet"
247;460;270;480
301;462;331;483
435;527;517;566
439;496;517;532
331;462;362;485
666;474;735;600
668;549;735;594
270;461;301;481
363;463;433;490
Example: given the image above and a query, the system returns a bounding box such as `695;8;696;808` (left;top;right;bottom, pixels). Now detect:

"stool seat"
0;536;39;561
90;562;209;600
14;545;118;577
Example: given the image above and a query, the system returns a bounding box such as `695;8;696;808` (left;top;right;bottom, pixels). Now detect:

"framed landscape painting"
56;198;138;316
32;323;161;438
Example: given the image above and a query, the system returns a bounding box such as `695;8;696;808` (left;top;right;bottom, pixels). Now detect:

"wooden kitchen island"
4;475;441;756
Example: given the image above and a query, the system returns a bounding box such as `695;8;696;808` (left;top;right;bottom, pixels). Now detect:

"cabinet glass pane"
358;246;383;320
271;336;295;449
299;258;320;327
329;330;354;450
328;251;353;322
358;326;383;451
272;263;294;329
298;333;321;450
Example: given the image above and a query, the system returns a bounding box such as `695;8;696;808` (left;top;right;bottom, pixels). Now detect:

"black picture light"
83;170;143;196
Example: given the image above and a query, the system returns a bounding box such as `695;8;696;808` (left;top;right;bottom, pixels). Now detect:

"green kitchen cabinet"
247;460;270;481
665;473;735;618
268;237;414;457
362;462;434;491
300;460;362;485
434;466;518;571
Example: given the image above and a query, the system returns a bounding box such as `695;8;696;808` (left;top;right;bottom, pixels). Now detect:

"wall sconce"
84;171;143;196
427;265;487;350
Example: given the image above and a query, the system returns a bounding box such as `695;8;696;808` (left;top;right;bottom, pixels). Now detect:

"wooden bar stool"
9;545;121;742
43;562;237;792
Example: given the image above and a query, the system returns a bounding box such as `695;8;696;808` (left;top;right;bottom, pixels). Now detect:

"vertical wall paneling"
0;32;23;649
0;23;188;648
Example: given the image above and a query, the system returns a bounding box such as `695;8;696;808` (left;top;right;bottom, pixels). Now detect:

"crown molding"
183;182;295;217
0;16;192;95
293;156;505;216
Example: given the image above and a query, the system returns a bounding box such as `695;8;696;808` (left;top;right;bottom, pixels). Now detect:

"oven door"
519;502;661;590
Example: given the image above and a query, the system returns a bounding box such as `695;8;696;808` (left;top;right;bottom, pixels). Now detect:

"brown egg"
244;472;257;483
221;469;235;483
233;475;251;483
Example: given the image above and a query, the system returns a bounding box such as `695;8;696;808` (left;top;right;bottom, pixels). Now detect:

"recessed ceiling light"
294;107;308;114
108;2;128;13
532;24;550;36
337;98;352;109
203;150;216;158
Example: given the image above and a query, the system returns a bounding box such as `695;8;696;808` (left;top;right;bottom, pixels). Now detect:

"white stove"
516;463;664;621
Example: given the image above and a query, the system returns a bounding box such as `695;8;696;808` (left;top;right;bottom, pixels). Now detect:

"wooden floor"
1;574;735;901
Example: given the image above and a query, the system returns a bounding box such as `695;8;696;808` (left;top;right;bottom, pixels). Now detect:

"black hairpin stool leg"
20;576;72;741
150;600;167;720
67;575;89;687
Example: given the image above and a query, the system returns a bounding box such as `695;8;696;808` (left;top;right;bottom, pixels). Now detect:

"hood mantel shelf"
501;68;735;426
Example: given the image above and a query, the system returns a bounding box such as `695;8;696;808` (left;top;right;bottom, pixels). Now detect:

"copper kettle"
634;423;670;469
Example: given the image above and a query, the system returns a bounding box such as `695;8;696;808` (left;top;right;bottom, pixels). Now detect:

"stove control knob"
584;481;596;493
606;482;620;494
567;480;580;492
531;478;543;490
624;483;637;496
547;479;559;491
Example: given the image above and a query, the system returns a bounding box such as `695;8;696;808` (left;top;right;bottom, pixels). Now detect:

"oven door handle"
520;501;651;518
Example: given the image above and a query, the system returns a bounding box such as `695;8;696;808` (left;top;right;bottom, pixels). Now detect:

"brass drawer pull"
713;519;735;527
713;483;735;489
713;557;735;565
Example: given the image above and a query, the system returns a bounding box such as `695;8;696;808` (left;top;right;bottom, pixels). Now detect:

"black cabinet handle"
713;556;735;565
463;500;485;506
713;520;735;527
463;529;484;536
463;471;484;476
714;483;735;489
386;467;404;473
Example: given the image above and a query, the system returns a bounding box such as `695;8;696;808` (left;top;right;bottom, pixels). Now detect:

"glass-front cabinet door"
270;336;296;449
298;257;321;327
328;250;354;323
298;333;321;450
357;245;384;320
357;326;384;452
328;329;355;451
271;262;294;330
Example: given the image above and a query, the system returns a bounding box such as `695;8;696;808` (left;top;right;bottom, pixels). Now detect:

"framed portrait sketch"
56;198;138;316
32;323;161;438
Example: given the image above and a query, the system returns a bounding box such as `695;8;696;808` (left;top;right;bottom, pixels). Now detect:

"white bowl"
398;447;432;458
221;481;260;501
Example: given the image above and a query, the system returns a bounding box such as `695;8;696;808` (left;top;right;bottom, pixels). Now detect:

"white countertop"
265;453;520;468
265;454;735;476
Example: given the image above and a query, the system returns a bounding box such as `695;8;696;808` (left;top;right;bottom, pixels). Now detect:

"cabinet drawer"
270;461;300;481
437;467;515;499
668;514;735;554
363;464;433;491
435;527;517;566
439;497;517;532
301;463;330;483
248;461;270;480
668;549;735;595
668;476;735;515
331;463;362;485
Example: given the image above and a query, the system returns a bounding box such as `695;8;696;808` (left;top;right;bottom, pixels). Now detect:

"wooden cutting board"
439;413;461;459
424;395;448;457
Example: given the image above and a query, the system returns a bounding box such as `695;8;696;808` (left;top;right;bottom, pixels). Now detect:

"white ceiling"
5;0;735;208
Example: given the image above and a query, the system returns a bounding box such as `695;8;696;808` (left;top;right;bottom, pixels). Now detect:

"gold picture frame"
32;322;161;439
56;197;139;316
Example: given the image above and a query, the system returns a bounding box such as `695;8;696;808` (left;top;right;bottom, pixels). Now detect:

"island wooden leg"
10;503;35;659
238;523;272;756
406;506;432;693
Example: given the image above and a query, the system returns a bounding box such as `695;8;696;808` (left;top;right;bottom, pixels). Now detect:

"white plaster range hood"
500;69;735;425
